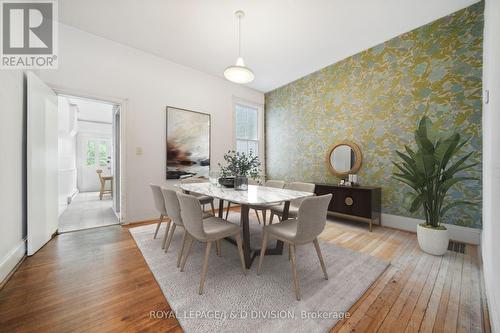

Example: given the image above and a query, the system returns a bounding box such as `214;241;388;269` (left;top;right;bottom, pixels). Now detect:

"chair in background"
225;179;285;222
162;188;221;265
177;192;246;295
180;178;216;216
257;194;332;300
269;182;316;224
96;169;113;200
150;184;170;241
247;180;285;225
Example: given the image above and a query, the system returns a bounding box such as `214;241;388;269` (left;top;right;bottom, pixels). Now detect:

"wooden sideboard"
315;183;381;231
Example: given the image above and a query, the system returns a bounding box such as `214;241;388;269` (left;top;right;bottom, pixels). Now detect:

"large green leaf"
403;192;424;213
440;177;478;194
415;117;435;153
393;162;415;177
393;175;419;191
434;133;460;169
453;137;470;154
440;201;478;218
396;150;416;167
443;152;476;178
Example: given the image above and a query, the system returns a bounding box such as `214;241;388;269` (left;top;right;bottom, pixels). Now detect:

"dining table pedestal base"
219;199;290;269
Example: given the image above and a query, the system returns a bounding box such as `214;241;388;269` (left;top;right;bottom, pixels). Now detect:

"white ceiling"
58;0;479;92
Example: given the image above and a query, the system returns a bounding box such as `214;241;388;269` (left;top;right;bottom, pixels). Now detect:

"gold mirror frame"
326;141;362;177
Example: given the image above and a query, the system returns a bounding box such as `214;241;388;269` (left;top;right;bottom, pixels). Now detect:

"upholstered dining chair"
177;192;246;295
162;188;221;266
180;178;216;216
248;180;285;225
225;179;286;223
150;184;170;240
257;194;332;300
269;182;316;224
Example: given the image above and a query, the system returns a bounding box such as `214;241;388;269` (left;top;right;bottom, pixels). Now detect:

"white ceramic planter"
417;224;449;256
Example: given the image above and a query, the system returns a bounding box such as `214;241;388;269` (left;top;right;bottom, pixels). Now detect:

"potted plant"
393;116;478;255
218;151;261;190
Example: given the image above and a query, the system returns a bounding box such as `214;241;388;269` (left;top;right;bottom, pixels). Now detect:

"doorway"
57;94;121;233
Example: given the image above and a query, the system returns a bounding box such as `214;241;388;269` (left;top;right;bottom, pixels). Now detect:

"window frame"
232;98;265;175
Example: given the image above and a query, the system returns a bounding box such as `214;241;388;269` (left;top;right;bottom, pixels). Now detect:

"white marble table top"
176;183;314;205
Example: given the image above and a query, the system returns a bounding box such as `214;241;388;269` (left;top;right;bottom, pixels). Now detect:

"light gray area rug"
129;221;389;333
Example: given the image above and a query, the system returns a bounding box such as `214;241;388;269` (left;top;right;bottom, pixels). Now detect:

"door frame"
51;86;127;224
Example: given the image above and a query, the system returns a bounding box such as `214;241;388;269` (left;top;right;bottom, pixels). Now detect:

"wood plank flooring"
0;212;491;332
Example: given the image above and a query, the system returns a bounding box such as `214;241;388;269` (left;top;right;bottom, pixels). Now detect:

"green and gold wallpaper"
265;3;483;228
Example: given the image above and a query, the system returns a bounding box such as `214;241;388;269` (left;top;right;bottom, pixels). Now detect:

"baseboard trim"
0;238;26;287
68;188;79;204
381;213;481;245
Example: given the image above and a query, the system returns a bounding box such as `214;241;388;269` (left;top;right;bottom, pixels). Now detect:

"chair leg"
288;243;291;261
262;210;267;226
202;204;206;212
269;212;274;225
180;235;194;272
290;244;301;301
257;229;269;275
215;240;221;256
210;201;215;216
99;183;104;200
153;214;163;239
254;209;261;224
199;241;212;295
313;238;328;280
161;220;172;249
225;202;231;220
177;229;187;268
164;223;177;253
235;234;247;275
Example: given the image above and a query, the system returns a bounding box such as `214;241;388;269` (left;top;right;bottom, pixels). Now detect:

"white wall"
58;96;78;215
39;24;264;222
482;0;500;331
0;70;25;283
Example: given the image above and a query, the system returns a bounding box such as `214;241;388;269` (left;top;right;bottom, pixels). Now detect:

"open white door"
27;72;58;256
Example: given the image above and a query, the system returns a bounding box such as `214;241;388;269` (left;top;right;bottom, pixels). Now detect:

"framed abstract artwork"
166;106;210;179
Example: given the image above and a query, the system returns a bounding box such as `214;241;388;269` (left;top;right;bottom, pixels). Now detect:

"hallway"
58;192;118;233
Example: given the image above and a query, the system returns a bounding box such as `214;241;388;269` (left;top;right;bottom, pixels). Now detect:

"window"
86;141;96;166
86;140;109;167
235;103;259;156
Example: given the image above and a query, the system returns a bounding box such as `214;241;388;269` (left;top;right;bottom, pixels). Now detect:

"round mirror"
326;141;362;177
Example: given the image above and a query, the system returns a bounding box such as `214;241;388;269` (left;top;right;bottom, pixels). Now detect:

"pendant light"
224;10;255;84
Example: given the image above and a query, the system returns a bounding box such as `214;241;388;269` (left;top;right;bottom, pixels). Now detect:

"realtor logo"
1;0;58;68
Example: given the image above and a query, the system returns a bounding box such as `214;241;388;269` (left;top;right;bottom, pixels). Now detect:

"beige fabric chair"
149;184;169;239
180;178;215;215
162;188;218;264
269;182;316;224
248;180;285;225
257;194;332;300
177;192;246;295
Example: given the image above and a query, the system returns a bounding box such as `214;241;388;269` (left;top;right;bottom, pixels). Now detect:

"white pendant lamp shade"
224;57;255;84
224;10;254;84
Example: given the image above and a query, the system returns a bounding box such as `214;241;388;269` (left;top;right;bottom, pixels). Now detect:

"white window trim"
232;97;265;176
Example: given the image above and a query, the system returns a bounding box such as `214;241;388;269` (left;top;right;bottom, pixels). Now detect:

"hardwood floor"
0;212;490;332
0;224;181;332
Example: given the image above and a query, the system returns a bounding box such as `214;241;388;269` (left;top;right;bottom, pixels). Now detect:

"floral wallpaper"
265;3;483;228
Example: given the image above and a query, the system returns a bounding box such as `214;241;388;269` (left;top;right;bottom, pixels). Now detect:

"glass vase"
234;175;248;191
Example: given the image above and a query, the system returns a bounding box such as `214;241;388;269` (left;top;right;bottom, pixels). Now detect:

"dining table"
177;182;314;268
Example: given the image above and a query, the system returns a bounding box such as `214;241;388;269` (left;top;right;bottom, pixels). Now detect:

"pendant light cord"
238;14;242;58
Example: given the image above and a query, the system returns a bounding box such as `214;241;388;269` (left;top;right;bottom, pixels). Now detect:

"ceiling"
58;0;479;92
